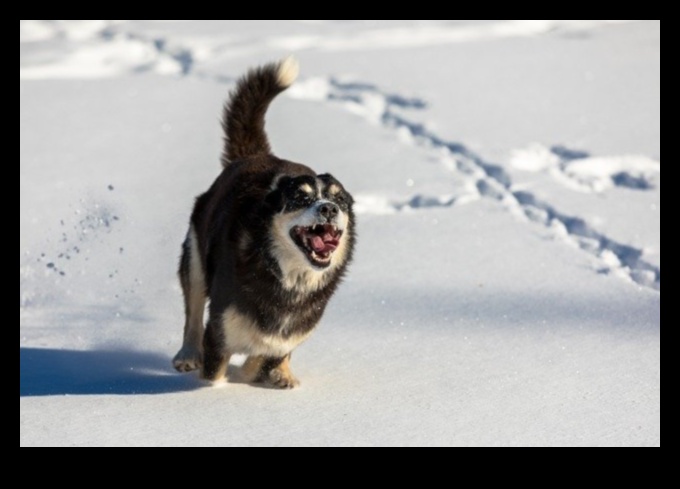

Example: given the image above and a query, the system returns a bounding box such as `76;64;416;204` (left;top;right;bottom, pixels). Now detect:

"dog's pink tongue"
310;235;326;252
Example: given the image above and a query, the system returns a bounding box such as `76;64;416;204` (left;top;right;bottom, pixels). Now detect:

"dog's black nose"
318;202;339;221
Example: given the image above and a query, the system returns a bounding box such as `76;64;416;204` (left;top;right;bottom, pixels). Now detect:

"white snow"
510;143;660;192
20;20;660;447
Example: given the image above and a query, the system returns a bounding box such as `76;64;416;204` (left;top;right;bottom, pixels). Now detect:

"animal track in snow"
20;20;639;80
20;21;196;79
19;23;659;290
354;192;481;215
510;191;659;289
290;76;660;290
509;143;660;193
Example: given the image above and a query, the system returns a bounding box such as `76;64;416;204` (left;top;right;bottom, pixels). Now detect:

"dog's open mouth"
291;224;342;268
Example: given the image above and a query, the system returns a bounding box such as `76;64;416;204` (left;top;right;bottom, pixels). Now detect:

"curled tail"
221;57;299;165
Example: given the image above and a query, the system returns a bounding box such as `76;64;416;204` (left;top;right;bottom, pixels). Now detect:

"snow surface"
20;20;660;447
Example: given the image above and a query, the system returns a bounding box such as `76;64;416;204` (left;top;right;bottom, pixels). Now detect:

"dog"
172;58;355;388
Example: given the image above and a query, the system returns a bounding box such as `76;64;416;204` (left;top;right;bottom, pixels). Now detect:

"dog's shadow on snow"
20;347;202;397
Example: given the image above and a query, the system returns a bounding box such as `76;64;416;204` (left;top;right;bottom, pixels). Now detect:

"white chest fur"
221;306;312;357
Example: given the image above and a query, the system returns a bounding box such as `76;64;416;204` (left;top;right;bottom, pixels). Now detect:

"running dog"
172;58;355;388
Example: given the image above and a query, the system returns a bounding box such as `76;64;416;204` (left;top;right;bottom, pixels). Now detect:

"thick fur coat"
172;58;355;388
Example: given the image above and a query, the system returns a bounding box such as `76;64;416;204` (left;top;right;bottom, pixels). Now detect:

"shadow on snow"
20;347;201;397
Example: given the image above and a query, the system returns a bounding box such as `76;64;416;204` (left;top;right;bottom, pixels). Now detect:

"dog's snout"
318;202;339;221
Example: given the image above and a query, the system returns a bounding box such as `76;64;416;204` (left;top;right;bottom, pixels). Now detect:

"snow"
510;143;660;192
20;20;660;447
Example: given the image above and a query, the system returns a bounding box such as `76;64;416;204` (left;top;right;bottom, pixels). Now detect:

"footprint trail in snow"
289;77;660;290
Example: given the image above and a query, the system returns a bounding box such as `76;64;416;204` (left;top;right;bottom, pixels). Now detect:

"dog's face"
268;173;353;275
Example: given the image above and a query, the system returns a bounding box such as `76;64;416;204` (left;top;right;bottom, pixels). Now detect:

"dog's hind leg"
173;226;206;372
245;354;299;389
240;355;266;383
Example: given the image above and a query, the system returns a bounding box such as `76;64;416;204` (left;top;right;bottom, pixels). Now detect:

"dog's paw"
173;346;202;372
268;368;300;389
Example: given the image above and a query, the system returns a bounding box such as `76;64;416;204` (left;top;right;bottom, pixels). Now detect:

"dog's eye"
296;190;313;202
333;193;353;209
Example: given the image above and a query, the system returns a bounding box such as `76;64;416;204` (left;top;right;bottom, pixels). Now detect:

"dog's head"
266;172;354;287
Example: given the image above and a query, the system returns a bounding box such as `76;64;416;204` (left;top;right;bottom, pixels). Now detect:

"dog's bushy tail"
221;57;299;165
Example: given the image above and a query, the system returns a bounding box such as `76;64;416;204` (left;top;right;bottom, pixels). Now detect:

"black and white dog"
173;58;355;388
